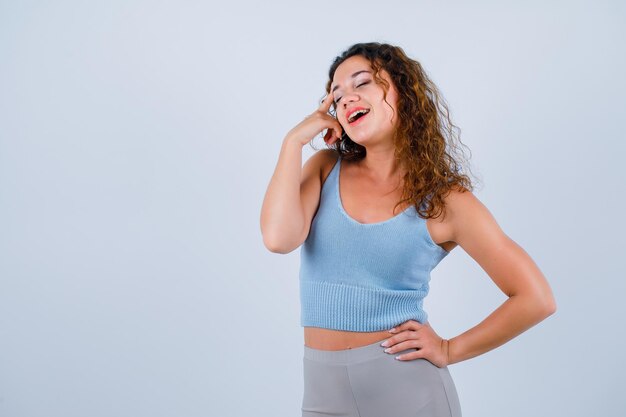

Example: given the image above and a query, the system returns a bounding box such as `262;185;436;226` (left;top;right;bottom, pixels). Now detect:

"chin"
348;132;383;146
346;129;372;142
346;136;368;146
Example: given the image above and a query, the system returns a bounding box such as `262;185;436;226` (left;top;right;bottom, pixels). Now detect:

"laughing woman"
260;42;556;417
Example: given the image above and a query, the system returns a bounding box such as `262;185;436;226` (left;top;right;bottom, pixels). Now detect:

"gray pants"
302;339;462;417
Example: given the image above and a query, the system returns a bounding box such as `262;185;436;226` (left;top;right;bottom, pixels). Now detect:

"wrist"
283;132;309;148
442;338;451;366
446;337;462;365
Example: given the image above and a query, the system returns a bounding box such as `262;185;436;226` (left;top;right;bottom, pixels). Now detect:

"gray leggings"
302;339;462;417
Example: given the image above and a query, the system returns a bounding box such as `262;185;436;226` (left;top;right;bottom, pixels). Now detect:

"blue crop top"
299;155;450;332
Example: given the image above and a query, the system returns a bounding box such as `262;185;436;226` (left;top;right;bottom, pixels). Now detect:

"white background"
1;1;625;416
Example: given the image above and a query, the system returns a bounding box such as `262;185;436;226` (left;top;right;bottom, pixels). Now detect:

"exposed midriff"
304;326;391;350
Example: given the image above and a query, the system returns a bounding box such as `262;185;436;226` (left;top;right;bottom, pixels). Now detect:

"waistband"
303;338;393;364
299;280;429;332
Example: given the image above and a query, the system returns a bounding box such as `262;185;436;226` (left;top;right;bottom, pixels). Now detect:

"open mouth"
348;109;370;125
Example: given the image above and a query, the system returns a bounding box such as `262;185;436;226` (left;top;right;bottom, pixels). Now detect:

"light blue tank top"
299;155;450;332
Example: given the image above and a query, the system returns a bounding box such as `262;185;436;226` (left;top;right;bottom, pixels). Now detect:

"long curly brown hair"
313;42;480;221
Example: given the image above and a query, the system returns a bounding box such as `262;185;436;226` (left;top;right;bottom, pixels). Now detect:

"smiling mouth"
348;109;370;125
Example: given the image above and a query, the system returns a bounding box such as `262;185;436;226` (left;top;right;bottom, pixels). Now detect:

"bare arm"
260;138;306;253
260;93;342;253
445;190;557;364
377;188;557;367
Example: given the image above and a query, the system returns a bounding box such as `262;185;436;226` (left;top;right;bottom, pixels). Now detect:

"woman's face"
331;55;399;146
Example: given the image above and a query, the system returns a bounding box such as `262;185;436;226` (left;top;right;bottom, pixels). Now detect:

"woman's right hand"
285;92;343;147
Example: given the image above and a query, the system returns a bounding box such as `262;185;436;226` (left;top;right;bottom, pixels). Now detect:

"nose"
342;91;360;106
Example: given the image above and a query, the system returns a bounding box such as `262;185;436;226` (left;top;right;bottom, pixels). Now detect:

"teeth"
348;109;369;123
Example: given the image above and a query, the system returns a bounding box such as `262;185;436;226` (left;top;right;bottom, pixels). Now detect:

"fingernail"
380;341;389;347
388;328;396;333
384;348;391;353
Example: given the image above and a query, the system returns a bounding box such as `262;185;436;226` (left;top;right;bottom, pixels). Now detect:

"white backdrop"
1;1;625;416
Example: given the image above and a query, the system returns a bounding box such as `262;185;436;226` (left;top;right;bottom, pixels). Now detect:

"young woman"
261;42;556;417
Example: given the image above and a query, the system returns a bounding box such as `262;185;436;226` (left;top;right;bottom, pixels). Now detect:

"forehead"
331;55;373;87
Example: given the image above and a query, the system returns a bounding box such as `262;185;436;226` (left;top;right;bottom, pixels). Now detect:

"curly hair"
312;42;480;221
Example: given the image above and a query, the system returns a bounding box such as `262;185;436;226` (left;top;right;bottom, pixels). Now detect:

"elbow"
262;232;300;254
261;222;306;254
260;222;287;253
536;292;557;319
513;290;557;321
262;234;287;254
543;295;557;317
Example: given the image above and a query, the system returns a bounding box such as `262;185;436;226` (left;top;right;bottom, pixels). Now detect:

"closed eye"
334;81;371;105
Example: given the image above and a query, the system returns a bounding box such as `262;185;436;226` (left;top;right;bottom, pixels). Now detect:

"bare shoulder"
316;148;340;183
441;185;507;250
298;149;340;245
301;148;339;186
427;185;481;252
442;185;485;218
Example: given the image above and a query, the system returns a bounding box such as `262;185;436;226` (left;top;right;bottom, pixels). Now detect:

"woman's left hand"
381;320;450;368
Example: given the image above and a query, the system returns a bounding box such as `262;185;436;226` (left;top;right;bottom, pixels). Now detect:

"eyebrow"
331;70;372;93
